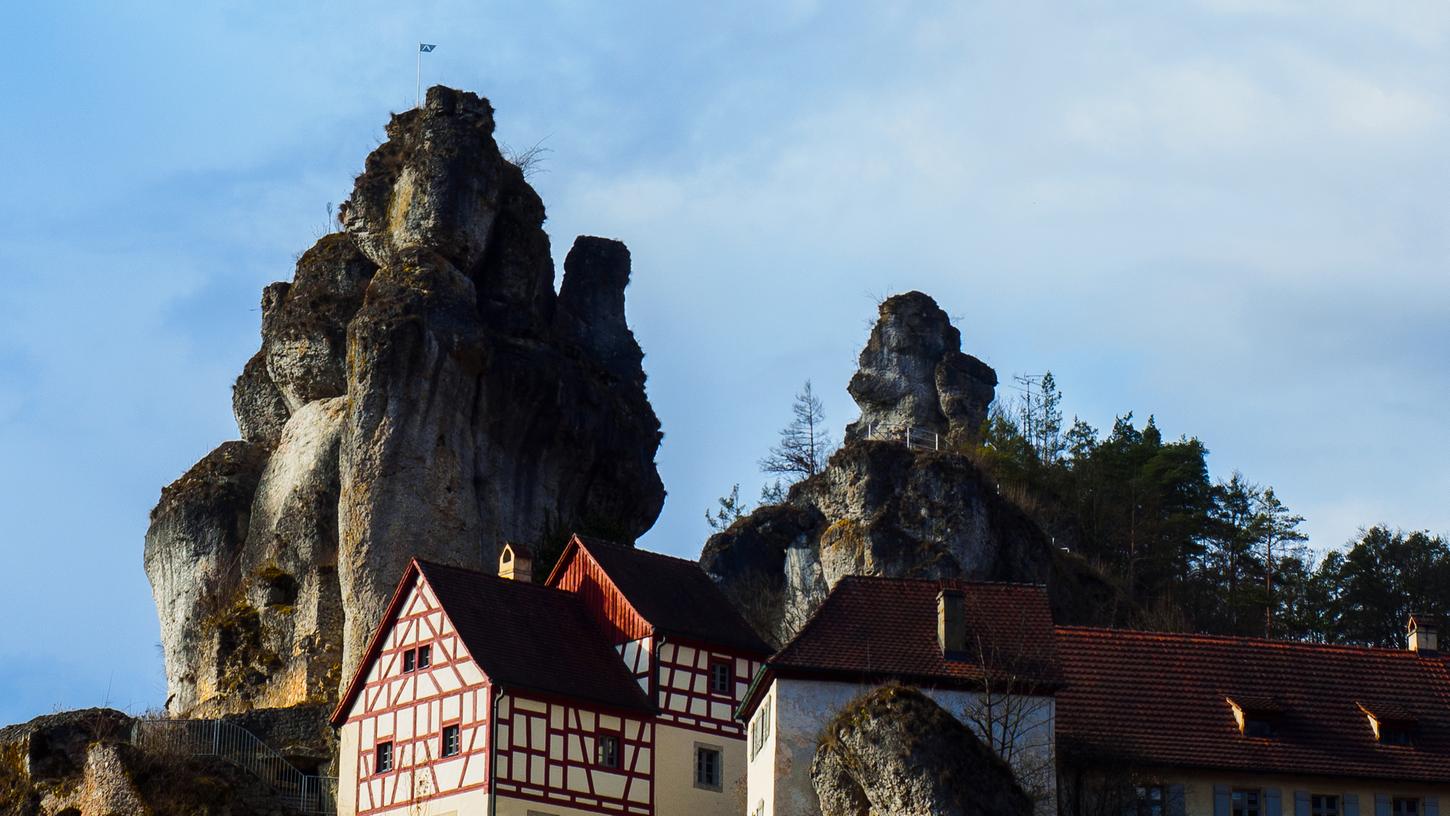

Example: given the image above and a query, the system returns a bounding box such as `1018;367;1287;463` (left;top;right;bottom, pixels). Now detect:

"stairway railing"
131;718;336;814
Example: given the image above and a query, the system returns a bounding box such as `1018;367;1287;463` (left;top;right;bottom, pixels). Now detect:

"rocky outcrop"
0;709;324;816
844;291;997;447
702;292;1052;643
812;685;1032;816
146;86;664;716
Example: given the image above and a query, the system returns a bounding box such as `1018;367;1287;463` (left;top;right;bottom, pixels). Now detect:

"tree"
705;484;748;532
1258;487;1306;637
760;380;834;482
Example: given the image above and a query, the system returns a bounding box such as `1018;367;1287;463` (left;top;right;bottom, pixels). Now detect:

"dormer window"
1358;701;1416;746
1227;696;1281;739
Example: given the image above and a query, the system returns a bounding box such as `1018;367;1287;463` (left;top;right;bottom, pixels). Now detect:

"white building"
737;576;1062;816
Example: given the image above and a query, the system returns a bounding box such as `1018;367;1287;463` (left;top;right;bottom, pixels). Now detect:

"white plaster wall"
752;677;1055;816
655;722;746;816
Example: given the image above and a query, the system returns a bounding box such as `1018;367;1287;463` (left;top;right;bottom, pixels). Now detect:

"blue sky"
1;1;1447;725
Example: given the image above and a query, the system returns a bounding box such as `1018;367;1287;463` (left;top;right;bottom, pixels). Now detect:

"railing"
131;718;337;814
864;422;941;451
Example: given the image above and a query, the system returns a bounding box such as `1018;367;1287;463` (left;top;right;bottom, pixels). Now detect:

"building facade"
737;576;1063;816
332;535;771;816
1055;617;1450;816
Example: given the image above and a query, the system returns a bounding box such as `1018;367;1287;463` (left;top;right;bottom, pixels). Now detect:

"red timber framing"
656;638;760;738
493;692;654;815
339;570;492;816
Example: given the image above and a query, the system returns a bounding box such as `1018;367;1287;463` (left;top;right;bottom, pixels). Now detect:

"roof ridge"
838;574;1049;590
579;536;703;566
1055;625;1427;656
416;559;574;596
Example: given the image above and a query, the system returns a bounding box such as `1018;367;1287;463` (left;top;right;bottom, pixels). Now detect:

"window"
1311;795;1339;816
1232;789;1261;816
1394;799;1420;816
376;741;393;773
1133;785;1165;816
1381;725;1413;746
597;734;620;768
710;660;733;696
1243;717;1275;738
418;644;432;669
402;649;416;673
750;696;772;759
442;724;461;757
694;744;722;791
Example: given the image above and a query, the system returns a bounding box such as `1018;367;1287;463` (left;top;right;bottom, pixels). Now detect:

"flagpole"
416;47;421;109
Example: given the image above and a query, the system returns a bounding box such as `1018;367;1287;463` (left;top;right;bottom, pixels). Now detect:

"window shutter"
1427;795;1440;816
1168;784;1186;816
1344;794;1360;816
1267;788;1283;816
1294;790;1310;816
1375;794;1391;816
1215;785;1232;816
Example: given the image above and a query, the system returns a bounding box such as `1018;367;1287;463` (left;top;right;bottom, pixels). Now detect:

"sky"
1;1;1447;725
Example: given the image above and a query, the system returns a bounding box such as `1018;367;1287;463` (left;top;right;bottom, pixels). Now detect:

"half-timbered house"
332;535;771;816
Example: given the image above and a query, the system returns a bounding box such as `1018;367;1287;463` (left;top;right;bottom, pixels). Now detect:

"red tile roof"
555;535;773;656
332;559;651;724
1056;626;1450;783
740;576;1061;717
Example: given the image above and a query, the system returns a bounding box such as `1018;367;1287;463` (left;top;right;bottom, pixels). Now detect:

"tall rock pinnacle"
145;87;665;715
701;291;1051;645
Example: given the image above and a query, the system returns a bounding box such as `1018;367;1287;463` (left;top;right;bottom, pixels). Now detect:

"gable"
334;565;489;724
548;536;653;644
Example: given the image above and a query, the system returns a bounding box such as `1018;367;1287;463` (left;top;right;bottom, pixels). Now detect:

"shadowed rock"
812;685;1032;816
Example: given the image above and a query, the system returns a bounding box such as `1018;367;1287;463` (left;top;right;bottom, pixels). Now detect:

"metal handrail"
131;718;336;814
864;422;941;451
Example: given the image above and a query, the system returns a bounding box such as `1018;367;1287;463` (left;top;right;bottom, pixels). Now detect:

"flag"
419;43;437;52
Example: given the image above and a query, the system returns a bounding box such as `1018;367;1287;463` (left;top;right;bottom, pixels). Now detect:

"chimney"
1408;612;1439;654
937;588;966;657
499;542;533;583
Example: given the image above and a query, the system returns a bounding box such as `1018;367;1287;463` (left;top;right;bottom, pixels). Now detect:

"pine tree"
760;380;834;482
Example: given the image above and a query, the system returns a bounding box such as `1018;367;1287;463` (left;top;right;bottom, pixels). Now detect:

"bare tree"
760;380;834;482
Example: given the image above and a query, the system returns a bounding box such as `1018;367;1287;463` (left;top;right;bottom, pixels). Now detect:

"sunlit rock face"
145;86;664;716
701;291;1052;645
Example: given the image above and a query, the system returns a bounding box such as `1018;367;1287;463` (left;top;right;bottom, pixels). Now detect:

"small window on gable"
442;724;461;757
1359;701;1416;746
418;644;432;669
709;660;733;696
376;741;393;773
1227;697;1280;739
597;734;620;768
402;649;416;673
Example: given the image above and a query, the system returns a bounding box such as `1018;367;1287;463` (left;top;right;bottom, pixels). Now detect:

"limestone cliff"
145;87;665;716
701;292;1054;643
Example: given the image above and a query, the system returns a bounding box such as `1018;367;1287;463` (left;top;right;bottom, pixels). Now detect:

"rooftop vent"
1408;612;1439;654
937;588;966;658
499;541;533;583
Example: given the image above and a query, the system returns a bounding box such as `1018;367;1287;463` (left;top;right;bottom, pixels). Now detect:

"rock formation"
0;709;324;816
701;291;1054;643
145;86;665;716
812;685;1032;816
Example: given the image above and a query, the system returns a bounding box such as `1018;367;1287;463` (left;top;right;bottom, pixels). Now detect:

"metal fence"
132;718;337;814
864;422;941;451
